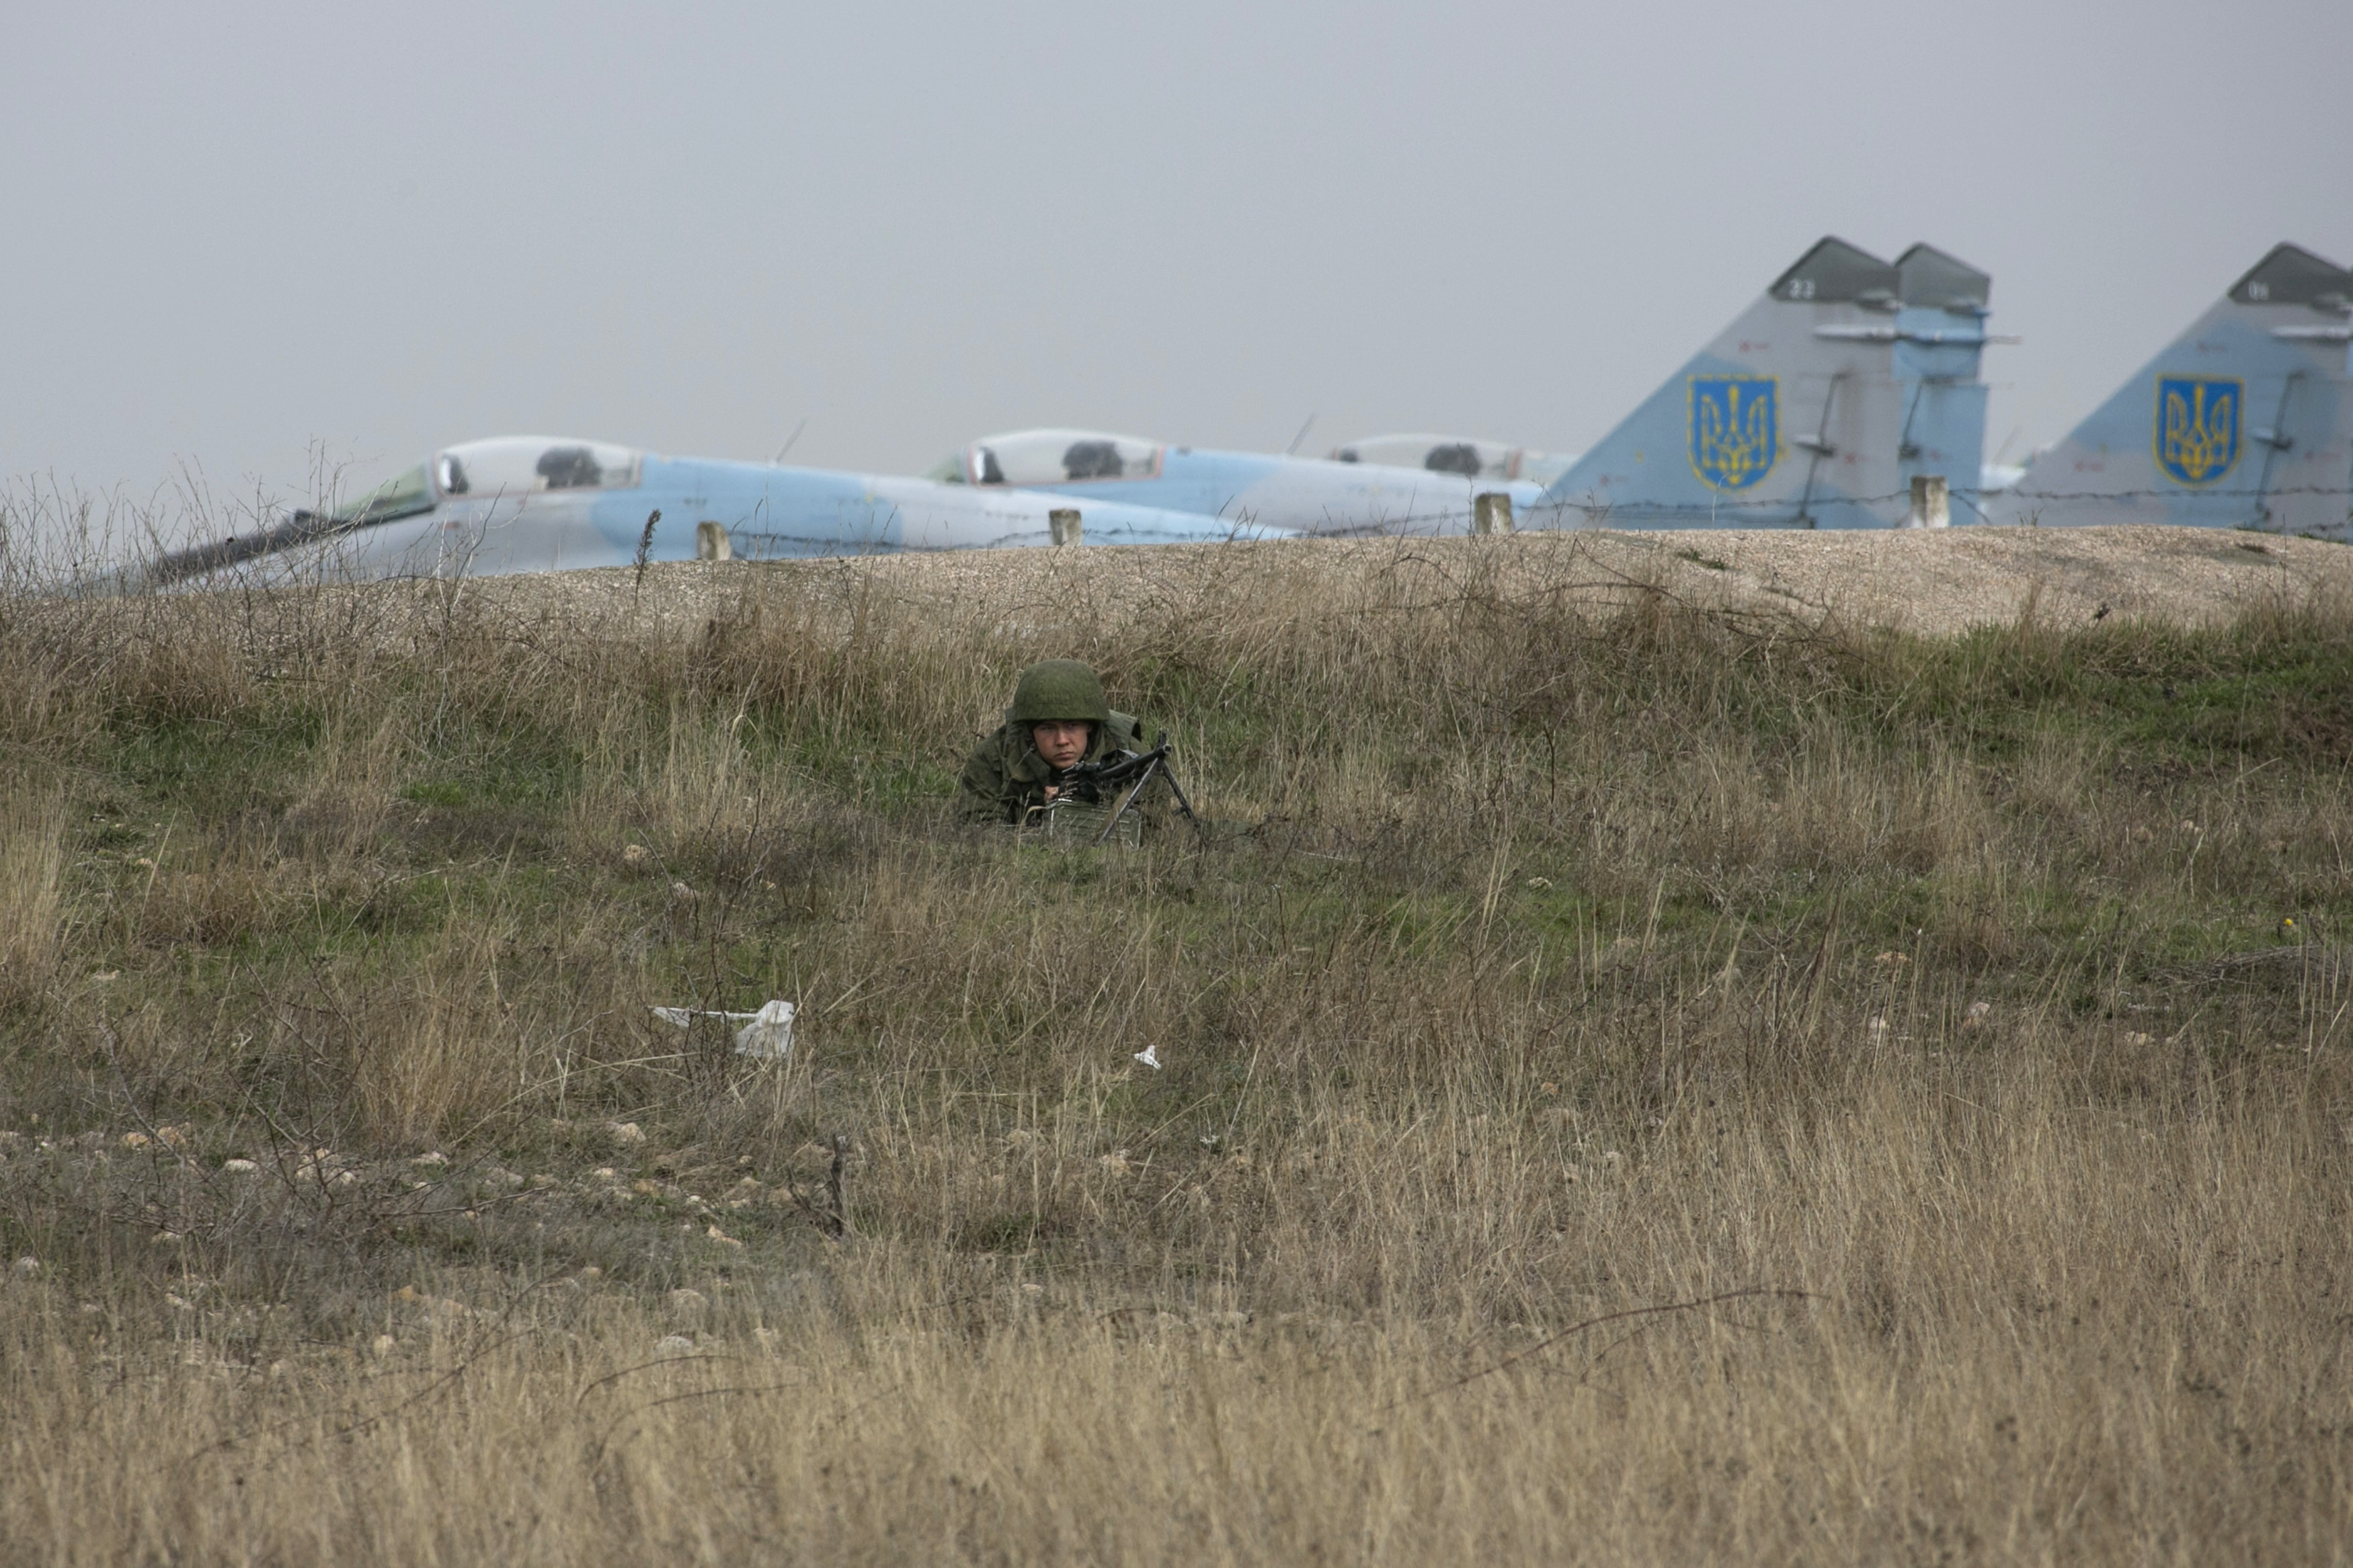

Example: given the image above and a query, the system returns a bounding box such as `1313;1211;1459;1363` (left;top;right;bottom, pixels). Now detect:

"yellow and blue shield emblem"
1689;376;1777;491
2155;376;2240;486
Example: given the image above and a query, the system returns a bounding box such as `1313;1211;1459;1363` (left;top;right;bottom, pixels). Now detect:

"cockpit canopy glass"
963;429;1163;487
1330;435;1523;481
432;437;643;500
327;462;436;526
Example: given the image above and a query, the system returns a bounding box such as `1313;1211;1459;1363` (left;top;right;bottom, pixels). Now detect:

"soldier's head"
1008;659;1110;772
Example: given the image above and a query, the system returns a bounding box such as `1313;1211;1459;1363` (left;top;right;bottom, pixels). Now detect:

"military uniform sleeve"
957;728;1020;824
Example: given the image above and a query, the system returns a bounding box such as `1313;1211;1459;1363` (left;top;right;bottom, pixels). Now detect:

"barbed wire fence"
6;475;2350;597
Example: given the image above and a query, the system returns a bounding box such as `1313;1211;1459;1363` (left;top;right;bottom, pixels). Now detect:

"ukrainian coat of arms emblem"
1689;376;1778;491
2155;377;2240;486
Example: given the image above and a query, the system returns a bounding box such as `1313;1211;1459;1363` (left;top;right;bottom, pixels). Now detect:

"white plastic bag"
650;999;796;1062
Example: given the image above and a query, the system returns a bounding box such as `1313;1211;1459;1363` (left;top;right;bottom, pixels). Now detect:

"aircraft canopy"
1331;434;1521;480
328;462;436;525
432;437;643;499
958;429;1163;487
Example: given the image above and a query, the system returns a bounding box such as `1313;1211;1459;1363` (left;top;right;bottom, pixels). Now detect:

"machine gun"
1051;737;1199;844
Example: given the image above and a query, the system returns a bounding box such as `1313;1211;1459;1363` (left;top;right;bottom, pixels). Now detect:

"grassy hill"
3;540;2349;1563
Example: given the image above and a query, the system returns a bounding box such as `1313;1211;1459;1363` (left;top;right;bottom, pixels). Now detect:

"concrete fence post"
1905;475;1950;530
1049;508;1083;546
1473;492;1514;536
695;520;733;561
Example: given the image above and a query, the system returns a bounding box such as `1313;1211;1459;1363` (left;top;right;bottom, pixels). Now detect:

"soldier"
957;659;1164;830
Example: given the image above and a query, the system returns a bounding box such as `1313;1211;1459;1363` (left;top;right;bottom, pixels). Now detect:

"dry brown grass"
0;534;2348;1563
0;787;69;1013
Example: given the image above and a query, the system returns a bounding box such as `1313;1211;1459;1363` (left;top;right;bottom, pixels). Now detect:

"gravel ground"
460;526;2353;641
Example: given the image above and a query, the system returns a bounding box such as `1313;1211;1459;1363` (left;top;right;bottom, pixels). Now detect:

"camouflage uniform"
957;660;1166;830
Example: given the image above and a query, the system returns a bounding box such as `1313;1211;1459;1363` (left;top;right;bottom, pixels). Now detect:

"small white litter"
1133;1044;1161;1071
650;999;796;1061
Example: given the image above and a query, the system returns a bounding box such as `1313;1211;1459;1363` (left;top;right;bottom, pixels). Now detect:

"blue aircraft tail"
1984;244;2353;537
1529;237;1997;530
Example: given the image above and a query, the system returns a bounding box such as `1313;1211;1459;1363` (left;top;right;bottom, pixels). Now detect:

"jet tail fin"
1987;244;2353;536
1534;238;1935;529
1893;245;1995;519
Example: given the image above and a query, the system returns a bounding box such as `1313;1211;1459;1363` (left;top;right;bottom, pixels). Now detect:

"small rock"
669;880;696;902
221;1158;259;1174
606;1122;645;1147
370;1335;397;1359
11;1257;40;1278
667;1288;709;1319
409;1151;448;1168
623;843;651;868
150;1231;184;1247
655;1334;697;1356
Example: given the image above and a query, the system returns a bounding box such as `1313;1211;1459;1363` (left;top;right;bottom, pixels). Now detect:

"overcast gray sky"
5;0;2348;528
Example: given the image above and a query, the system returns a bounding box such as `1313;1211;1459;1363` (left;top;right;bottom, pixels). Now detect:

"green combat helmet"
1007;660;1111;725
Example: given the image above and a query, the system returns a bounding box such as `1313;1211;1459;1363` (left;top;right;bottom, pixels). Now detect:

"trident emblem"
2155;377;2241;486
1689;376;1778;491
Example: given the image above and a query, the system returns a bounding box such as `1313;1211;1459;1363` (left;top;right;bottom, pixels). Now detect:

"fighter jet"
1983;244;2352;538
1524;237;2001;530
927;429;1545;535
111;434;1295;591
1328;435;1578;489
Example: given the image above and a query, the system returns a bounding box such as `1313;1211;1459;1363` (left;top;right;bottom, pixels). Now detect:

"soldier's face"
1032;720;1092;771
